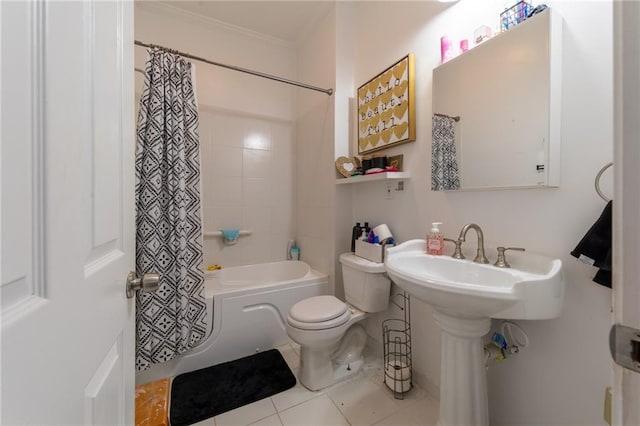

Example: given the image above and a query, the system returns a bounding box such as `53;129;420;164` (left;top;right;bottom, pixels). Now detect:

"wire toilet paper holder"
382;291;412;399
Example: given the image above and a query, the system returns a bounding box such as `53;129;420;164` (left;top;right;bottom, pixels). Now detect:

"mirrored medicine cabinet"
432;8;562;191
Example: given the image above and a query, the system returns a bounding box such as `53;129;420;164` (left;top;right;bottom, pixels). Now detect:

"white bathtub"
136;261;328;385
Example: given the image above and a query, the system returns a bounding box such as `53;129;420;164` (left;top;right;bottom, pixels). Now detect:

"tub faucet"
457;223;489;264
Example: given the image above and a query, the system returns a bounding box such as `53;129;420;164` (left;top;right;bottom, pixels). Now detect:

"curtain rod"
134;40;333;96
434;112;461;122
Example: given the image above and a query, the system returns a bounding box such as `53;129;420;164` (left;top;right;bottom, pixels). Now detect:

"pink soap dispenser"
426;222;444;255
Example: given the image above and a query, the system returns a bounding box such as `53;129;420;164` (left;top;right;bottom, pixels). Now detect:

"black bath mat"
169;349;296;426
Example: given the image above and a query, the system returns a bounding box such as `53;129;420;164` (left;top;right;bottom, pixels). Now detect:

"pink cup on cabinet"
460;39;469;53
440;36;454;63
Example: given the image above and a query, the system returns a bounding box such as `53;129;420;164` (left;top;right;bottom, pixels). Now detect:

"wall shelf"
335;172;410;185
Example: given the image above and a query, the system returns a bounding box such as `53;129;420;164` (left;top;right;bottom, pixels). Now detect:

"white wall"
350;1;613;424
334;2;357;300
135;4;298;267
295;6;338;293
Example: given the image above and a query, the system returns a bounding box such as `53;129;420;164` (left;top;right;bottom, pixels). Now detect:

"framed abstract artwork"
357;54;416;154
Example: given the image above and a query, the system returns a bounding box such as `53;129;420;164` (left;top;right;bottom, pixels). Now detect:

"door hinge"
609;323;640;373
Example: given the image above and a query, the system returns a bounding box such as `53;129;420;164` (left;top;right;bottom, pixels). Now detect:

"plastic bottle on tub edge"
426;222;444;255
290;246;300;261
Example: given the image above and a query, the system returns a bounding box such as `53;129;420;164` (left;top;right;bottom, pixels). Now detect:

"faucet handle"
494;247;525;268
444;238;465;259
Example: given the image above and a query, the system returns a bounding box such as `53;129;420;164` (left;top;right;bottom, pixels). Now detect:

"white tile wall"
212;146;243;178
200;108;296;268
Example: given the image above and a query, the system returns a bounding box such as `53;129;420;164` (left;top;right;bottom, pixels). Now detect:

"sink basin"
384;239;564;319
384;239;564;426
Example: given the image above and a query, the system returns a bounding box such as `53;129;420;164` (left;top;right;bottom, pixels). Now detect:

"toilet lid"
287;309;350;330
289;295;347;322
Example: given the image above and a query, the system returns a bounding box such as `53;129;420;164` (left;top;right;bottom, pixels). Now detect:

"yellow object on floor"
207;264;222;271
135;378;170;426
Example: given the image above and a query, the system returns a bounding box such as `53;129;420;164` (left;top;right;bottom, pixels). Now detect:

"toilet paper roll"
373;224;393;241
384;360;411;381
385;376;412;394
384;361;412;393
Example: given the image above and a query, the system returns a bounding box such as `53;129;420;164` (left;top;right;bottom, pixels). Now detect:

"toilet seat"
287;295;350;330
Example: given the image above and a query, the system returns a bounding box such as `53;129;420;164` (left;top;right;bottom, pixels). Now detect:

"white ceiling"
161;1;335;43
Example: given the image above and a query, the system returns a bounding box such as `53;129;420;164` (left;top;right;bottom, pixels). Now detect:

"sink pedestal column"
433;311;491;426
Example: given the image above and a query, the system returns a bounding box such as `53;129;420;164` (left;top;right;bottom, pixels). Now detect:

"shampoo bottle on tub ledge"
290;246;300;261
426;222;444;255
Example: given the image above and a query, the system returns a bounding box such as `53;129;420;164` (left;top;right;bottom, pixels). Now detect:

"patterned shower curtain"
135;48;207;370
431;115;461;191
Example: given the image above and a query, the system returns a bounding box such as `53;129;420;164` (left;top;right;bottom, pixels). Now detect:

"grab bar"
204;230;253;239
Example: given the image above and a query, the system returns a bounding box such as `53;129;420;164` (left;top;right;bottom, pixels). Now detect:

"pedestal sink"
384;239;564;426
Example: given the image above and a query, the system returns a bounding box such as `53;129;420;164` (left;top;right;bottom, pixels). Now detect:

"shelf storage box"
355;240;384;263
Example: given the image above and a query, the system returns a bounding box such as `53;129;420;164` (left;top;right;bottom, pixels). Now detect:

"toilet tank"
339;253;390;313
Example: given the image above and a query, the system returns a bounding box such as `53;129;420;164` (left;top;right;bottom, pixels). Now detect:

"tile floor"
188;343;439;426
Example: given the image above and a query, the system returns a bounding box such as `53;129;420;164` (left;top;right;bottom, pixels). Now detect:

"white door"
1;1;136;424
613;1;640;424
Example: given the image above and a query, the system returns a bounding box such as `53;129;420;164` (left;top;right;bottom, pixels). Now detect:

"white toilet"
285;253;391;390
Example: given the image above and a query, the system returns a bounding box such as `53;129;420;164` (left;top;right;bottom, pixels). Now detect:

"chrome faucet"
494;246;525;268
444;238;464;259
457;223;489;264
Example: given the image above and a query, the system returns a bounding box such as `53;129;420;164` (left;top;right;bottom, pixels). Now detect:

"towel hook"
595;162;613;202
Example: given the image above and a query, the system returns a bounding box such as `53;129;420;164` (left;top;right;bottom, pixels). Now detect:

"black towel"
570;200;612;288
593;269;611;288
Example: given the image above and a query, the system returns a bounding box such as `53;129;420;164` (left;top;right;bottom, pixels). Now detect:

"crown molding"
135;2;295;50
